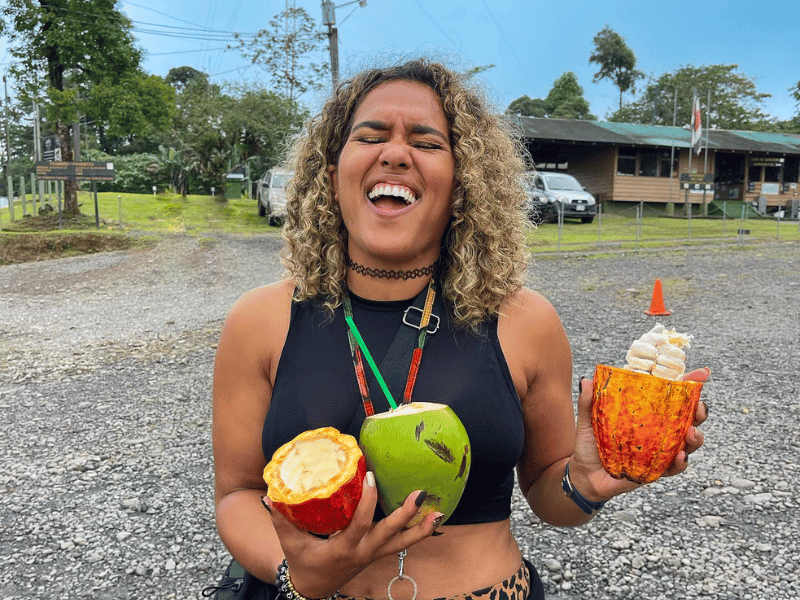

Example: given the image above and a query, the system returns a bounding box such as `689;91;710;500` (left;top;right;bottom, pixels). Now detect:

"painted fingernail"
261;496;272;513
577;376;588;396
415;490;428;507
704;403;710;418
366;471;375;488
431;530;445;537
431;514;443;528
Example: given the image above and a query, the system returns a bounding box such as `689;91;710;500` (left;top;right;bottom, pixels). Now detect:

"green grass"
527;210;800;253
0;191;277;235
2;191;798;258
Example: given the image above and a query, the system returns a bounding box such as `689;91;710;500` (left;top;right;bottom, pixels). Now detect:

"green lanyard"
342;279;437;416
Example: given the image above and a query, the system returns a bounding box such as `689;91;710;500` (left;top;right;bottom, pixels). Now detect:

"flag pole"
702;89;712;216
687;91;693;218
703;89;711;173
669;87;677;211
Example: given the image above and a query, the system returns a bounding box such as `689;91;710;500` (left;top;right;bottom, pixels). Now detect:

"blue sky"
3;0;800;122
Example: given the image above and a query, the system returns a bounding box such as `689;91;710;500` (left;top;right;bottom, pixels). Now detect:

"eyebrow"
351;120;449;144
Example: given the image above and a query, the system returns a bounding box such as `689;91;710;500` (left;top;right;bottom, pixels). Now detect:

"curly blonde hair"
281;58;531;329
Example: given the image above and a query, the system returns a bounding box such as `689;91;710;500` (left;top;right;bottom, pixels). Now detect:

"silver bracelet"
276;559;340;600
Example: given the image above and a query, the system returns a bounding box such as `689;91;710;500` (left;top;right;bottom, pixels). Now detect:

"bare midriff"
340;520;521;599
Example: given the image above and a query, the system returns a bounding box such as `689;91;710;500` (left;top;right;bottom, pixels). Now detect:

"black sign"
679;172;714;183
750;158;784;168
36;161;115;181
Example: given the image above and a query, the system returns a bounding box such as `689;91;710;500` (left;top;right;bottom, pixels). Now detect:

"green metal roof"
513;116;800;155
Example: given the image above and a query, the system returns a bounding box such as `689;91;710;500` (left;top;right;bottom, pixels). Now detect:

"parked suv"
532;171;596;223
257;167;293;225
522;175;556;223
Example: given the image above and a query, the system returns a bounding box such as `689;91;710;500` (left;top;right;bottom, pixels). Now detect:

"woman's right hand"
265;472;442;599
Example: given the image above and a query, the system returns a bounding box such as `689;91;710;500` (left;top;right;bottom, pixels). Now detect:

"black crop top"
263;292;525;525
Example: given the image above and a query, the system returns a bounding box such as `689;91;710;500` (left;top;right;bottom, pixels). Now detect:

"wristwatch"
561;462;606;515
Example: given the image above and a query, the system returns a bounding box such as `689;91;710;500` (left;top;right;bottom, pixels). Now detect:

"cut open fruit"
592;364;703;484
263;427;366;535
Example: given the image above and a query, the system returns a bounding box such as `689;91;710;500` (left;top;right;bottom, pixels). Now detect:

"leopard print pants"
337;561;530;600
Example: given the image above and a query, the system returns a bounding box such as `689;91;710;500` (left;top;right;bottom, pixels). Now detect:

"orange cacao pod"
592;364;703;484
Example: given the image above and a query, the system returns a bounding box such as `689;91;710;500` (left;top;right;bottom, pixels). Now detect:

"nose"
379;140;411;169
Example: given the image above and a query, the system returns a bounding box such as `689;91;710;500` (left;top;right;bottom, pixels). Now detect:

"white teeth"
367;184;417;205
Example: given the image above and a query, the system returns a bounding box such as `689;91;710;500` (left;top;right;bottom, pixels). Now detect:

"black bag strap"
364;283;442;404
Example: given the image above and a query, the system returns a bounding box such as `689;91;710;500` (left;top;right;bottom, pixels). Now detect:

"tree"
85;72;176;154
784;80;800;133
159;77;303;197
507;73;595;120
165;66;208;92
506;95;548;118
231;6;328;104
589;26;644;110
609;64;772;130
545;72;595;120
1;0;172;213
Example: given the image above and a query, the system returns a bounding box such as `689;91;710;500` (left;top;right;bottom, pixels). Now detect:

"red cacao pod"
263;427;366;535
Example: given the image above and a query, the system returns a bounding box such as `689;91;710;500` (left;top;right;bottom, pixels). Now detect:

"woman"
212;58;709;600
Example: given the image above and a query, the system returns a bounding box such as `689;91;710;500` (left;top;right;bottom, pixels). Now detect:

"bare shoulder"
228;278;296;321
499;287;563;336
217;278;296;382
497;287;571;401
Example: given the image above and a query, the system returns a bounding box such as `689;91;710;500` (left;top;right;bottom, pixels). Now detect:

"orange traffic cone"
645;279;671;316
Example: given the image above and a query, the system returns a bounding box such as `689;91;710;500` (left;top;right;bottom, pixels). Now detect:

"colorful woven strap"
343;280;436;416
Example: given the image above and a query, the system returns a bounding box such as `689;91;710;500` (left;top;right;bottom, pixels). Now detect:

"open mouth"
367;183;417;208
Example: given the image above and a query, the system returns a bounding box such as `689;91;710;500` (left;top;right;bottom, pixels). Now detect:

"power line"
411;0;461;50
122;0;218;31
477;0;533;84
4;3;259;39
149;46;231;56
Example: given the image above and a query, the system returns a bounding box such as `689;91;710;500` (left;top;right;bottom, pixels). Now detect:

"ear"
327;164;339;202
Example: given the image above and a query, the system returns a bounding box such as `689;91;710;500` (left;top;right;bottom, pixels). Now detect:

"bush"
82;150;161;194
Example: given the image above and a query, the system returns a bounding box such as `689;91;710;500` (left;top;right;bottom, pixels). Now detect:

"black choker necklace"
347;257;438;280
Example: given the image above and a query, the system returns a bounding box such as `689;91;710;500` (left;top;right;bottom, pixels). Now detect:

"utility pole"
321;1;339;89
3;75;13;222
321;0;367;89
3;76;10;182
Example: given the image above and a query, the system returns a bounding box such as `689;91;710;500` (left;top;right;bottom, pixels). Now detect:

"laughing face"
329;80;455;270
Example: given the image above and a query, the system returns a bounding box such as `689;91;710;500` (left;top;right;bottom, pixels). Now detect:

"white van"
257;167;293;225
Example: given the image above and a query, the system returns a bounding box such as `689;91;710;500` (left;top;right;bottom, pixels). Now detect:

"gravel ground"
1;233;798;600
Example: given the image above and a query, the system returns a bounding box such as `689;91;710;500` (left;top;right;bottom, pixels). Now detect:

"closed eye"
412;141;444;150
355;136;386;144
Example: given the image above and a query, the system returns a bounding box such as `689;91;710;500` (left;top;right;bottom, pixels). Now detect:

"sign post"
36;161;115;227
679;173;714;216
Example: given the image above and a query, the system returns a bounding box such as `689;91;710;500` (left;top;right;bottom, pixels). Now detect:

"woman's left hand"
569;367;710;502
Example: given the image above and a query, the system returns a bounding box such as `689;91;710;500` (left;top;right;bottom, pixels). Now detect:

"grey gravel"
1;233;798;600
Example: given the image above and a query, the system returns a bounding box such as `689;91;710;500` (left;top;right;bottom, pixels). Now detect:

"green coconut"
359;402;471;527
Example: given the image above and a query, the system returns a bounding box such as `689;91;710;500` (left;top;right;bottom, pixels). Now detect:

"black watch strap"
561;462;606;515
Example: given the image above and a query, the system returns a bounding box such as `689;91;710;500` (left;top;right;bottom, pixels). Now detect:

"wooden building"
513;117;800;214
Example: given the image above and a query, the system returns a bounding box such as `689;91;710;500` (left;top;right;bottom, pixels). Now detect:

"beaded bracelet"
561;462;607;515
276;559;340;600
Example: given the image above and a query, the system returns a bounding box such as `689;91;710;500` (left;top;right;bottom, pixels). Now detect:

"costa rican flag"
691;94;702;155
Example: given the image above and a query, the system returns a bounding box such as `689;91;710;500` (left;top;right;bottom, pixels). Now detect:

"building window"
618;147;680;177
748;165;762;183
764;166;781;182
638;151;658;177
658;152;677;178
617;147;636;175
784;157;799;183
